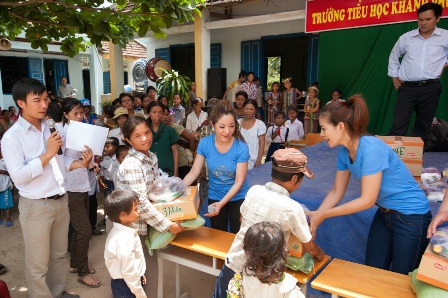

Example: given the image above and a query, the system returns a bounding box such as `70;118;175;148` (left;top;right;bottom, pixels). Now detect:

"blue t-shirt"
337;136;429;215
197;134;250;202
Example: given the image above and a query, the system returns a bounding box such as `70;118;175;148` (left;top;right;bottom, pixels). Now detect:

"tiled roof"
100;40;147;59
205;0;243;6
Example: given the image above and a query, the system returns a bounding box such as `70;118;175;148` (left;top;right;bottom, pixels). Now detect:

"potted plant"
156;69;191;106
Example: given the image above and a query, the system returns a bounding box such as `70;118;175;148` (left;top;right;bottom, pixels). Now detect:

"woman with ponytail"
183;100;250;233
308;94;431;275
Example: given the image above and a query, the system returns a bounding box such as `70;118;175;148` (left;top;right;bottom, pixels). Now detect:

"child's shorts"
0;189;13;210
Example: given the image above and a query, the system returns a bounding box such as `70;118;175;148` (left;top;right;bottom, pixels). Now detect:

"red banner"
305;0;448;33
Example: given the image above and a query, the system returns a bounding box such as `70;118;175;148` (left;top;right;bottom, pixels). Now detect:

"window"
266;56;281;90
0;57;29;94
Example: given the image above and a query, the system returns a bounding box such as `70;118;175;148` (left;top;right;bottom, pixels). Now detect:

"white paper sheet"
66;121;109;156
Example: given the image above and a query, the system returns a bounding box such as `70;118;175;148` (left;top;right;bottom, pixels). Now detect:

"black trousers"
208;199;243;233
388;81;442;143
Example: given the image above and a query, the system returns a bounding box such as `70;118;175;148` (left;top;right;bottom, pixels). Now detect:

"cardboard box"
417;244;448;291
153;186;199;221
288;235;304;258
402;158;423;177
376;136;424;159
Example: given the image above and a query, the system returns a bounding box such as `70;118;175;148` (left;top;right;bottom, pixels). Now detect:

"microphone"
46;119;63;155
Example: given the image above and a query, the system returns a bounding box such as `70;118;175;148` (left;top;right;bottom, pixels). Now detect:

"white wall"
0;40;86;110
140;17;305;89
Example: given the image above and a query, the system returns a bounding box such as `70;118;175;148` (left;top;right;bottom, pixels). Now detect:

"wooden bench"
158;226;330;298
311;258;415;298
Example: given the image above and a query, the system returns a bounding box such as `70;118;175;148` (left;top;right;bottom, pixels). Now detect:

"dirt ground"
0;192;216;298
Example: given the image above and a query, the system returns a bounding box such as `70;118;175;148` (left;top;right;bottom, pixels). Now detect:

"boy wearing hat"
108;107;129;146
213;148;325;298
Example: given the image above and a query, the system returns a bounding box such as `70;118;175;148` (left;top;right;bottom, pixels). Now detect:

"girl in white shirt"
227;222;304;298
62;98;100;288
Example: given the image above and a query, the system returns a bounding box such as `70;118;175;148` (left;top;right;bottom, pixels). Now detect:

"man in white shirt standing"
2;78;92;298
388;3;448;144
57;77;74;99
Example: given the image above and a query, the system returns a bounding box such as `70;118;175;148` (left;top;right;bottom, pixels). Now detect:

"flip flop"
78;274;101;288
0;264;7;275
70;267;95;274
5;221;12;227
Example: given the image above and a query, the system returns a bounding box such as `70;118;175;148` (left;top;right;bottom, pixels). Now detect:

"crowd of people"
0;3;447;297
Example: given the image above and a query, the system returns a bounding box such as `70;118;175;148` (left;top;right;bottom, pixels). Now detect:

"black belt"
402;78;439;87
43;193;66;200
376;204;398;214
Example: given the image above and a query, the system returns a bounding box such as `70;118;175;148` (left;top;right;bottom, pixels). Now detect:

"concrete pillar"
89;46;104;114
194;9;210;100
109;42;124;99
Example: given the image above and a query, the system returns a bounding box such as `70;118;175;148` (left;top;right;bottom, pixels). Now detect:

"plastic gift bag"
430;226;448;259
149;174;186;202
145;226;176;256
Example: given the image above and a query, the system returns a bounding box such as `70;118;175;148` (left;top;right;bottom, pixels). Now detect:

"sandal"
70;267;95;274
78;274;101;288
5;221;12;227
0;264;7;275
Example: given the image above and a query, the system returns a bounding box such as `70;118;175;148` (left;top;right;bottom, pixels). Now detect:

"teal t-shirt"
197;134;250;202
336;136;429;215
150;123;179;176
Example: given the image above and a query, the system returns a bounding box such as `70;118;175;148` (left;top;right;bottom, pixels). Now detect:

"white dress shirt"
101;155;118;181
186;110;208;132
105;222;146;298
286;119;304;141
388;27;448;81
1;116;67;199
266;125;289;143
108;128;127;146
62;124;90;193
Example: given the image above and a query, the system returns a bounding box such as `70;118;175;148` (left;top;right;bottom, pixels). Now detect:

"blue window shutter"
240;40;262;78
155;48;171;64
306;35;319;87
210;43;222;68
103;71;111;94
28;58;44;83
53;60;69;93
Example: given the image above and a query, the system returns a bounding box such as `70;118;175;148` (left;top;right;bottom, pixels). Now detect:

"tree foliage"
266;56;281;90
0;0;204;57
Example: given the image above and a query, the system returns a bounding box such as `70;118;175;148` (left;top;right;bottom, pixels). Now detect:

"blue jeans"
365;209;431;274
213;263;235;298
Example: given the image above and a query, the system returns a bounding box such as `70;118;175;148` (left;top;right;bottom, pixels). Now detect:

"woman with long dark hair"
308;95;431;274
183;100;250;233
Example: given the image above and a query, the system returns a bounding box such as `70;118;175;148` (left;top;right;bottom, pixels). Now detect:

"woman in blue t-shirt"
183;100;250;233
308;95;431;275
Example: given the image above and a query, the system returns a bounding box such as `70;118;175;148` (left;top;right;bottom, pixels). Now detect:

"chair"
305;133;324;146
288;140;309;149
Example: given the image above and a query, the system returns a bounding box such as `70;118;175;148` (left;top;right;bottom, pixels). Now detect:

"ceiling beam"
205;9;305;30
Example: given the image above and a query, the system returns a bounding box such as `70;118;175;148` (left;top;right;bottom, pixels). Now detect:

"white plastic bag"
149;174;186;202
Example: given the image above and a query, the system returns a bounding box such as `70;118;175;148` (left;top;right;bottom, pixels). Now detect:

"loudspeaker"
0;38;11;51
207;68;227;99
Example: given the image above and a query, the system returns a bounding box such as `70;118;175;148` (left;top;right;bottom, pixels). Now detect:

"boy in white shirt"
265;111;289;162
285;107;304;141
104;190;147;298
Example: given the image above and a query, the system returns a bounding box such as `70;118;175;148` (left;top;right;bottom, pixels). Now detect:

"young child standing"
267;82;282;126
304;86;320;134
265;111;289;162
281;77;303;114
99;137;120;197
285;107;304;141
172;93;185;126
0;149;13;227
104;190;147;298
213;148;324;298
227;222;305;298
